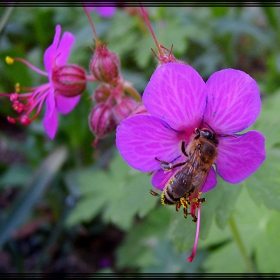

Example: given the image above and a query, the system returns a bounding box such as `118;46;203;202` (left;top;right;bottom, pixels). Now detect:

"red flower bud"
88;102;117;147
112;96;140;124
52;64;87;97
92;83;111;103
89;43;120;83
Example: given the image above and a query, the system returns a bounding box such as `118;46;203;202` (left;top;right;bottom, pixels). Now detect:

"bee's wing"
172;146;210;198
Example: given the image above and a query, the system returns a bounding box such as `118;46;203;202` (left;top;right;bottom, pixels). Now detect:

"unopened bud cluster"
88;42;141;147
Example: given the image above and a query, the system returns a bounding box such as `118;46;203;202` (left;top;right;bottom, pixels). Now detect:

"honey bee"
150;125;219;220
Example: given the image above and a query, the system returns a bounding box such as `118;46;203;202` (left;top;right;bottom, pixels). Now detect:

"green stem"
229;214;255;273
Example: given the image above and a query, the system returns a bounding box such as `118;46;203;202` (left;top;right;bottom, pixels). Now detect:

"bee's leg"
179;197;190;218
192;215;198;222
149;190;159;196
194;128;201;139
181;141;188;157
155;157;187;171
175;201;181;212
183;208;188;219
198;197;206;203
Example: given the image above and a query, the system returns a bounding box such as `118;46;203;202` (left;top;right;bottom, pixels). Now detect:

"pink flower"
2;25;85;139
86;4;116;18
116;62;266;261
117;63;265;190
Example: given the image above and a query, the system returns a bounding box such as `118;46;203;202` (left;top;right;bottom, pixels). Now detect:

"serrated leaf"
167;208;197;253
233;187;280;273
143;237;204;273
252;92;280;149
66;151;158;230
203;241;246;273
199;186;280;273
157;17;188;55
245;148;280;212
214;180;243;229
116;205;171;270
213;17;273;47
254;211;280;272
163;175;242;254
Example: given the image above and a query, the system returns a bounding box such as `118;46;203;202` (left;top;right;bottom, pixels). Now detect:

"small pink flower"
2;25;84;139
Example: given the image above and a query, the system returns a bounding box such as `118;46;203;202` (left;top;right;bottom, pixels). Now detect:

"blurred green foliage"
0;5;280;274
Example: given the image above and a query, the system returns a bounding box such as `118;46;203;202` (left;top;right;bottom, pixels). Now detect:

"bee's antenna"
204;122;216;133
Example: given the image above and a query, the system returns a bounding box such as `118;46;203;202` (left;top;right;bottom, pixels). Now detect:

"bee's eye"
202;129;213;139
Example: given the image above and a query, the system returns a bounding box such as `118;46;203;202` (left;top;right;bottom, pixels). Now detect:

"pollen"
6;56;14;65
180;197;189;208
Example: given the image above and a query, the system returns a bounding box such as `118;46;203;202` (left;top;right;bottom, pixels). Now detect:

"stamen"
6;57;48;76
5;56;14;64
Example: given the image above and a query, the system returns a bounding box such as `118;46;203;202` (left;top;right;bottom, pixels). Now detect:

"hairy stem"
139;3;165;57
83;5;101;48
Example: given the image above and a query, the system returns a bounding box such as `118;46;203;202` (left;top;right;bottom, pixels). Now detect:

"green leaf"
254;210;280;272
0;164;31;189
134;34;155;69
246;148;280;212
116;205;171;270
0;146;68;249
200;186;280;273
156;16;189;55
251;91;280;149
159;175;242;255
34;8;55;49
232;187;280;273
213;17;273;48
66;151;158;231
241;92;280;211
203;241;246;273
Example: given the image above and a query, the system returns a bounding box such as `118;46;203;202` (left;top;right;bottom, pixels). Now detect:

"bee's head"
200;128;219;145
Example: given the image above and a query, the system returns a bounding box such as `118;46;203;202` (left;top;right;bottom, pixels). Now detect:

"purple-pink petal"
215;131;266;184
43;93;58;139
55;94;81;114
55;31;75;66
152;168;176;190
44;25;61;73
116;114;185;172
97;7;116;17
204;69;261;134
43;25;75;72
142;63;207;133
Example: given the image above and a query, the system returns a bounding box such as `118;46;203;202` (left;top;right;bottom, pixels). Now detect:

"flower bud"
112;96;140;124
52;64;87;97
88;102;117;146
89;43;120;83
92;83;111;103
